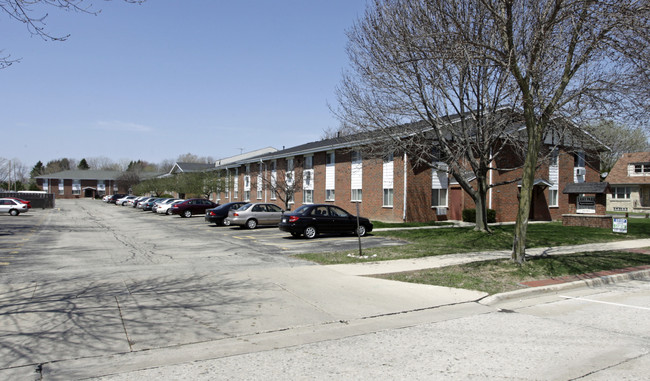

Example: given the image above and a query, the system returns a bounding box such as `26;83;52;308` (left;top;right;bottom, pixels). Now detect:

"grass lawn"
294;218;650;265
374;250;650;295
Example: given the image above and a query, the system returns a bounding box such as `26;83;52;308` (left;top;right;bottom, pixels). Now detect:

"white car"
156;199;184;215
116;195;137;206
0;198;29;216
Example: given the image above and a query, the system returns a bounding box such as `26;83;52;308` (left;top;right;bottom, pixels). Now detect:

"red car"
7;197;31;209
171;198;218;218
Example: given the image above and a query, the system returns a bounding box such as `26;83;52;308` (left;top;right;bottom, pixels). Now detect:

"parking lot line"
559;295;650;311
0;262;9;266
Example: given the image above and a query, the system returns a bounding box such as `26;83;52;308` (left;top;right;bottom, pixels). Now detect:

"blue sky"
1;1;367;168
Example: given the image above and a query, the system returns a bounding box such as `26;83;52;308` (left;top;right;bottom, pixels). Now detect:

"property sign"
613;218;628;234
577;196;596;214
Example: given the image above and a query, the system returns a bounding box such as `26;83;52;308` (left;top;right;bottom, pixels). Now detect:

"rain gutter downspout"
403;152;408;221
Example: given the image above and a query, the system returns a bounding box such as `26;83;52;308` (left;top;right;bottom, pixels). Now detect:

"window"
351;150;362;202
72;180;81;195
550;149;559;166
383;188;393;207
634;163;650;173
612;186;631;199
287;158;294;172
244;190;250;201
574;151;585;167
59;179;65;195
326;152;335;165
303;189;313;204
431;188;448;207
304;155;313;170
383;153;394;207
351;189;362;202
431;170;448;207
549;189;558;207
326;151;335;201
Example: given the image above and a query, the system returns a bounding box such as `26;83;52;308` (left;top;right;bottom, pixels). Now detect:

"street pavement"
0;200;648;380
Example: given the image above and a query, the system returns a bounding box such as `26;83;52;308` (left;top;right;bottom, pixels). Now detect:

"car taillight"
288;216;299;223
233;213;239;217
209;211;215;216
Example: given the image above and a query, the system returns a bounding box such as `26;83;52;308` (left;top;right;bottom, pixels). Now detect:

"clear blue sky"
1;0;367;168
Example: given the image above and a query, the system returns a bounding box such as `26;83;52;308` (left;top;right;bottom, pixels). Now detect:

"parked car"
279;204;373;239
107;194;126;204
115;195;137;206
0;198;29;216
6;197;31;209
137;197;155;209
204;202;247;225
226;203;284;229
131;196;149;208
171;198;218;218
157;199;184;215
141;198;165;211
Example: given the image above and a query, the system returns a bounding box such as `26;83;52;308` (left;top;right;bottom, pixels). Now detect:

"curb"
479;268;650;306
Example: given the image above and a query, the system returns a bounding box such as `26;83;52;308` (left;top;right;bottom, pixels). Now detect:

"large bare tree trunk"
512;123;543;263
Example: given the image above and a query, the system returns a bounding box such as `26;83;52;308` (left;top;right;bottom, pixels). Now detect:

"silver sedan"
226;203;284;229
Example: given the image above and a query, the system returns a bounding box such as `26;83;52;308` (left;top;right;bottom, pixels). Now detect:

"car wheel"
356;225;367;237
223;218;231;226
183;210;192;218
304;226;317;239
166;209;171;215
9;209;19;216
246;219;258;229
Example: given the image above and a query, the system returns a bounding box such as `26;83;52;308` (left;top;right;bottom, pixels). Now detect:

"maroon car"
171;198;218;218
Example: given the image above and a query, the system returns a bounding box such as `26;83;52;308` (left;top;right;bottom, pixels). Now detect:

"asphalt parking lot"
107;200;406;255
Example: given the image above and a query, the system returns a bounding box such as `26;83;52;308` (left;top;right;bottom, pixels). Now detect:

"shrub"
462;208;496;223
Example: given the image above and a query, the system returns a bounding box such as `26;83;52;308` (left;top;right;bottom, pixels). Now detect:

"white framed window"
303;189;313;204
431;189;448;207
612;186;631;199
383;153;394;208
383;188;394;207
351;189;363;202
431;170;448;207
634;163;650;173
59;179;65;195
244;190;251;201
549;189;558;207
351;150;362;202
72;180;81;195
43;179;48;192
326;151;335;201
233;168;239;199
270;161;277;200
304;155;313;170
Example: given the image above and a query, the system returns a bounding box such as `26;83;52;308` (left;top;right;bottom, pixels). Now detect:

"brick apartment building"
209;131;602;223
35;170;127;199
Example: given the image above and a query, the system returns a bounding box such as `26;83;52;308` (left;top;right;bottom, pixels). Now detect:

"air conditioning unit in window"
436;207;447;215
576;168;586;176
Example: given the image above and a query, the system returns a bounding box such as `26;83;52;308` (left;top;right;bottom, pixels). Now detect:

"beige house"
605;152;650;213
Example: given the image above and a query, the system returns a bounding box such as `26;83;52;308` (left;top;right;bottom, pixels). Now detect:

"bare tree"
254;159;304;211
86;156;121;171
585;121;649;175
337;0;650;262
0;0;144;68
335;1;529;232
